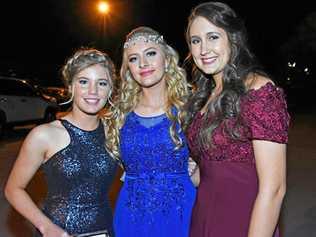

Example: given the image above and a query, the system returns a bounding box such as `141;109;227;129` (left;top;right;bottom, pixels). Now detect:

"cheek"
218;42;231;60
156;60;165;72
190;46;201;63
73;85;84;97
222;48;231;65
128;64;138;79
150;55;165;69
190;45;199;57
100;87;111;98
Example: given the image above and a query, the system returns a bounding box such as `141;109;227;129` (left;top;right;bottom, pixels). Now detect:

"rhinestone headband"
123;34;164;49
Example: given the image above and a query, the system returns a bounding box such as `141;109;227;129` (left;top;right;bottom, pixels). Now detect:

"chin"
81;107;104;116
84;110;100;116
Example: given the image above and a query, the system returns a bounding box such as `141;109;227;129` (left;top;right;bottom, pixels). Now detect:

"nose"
88;81;98;94
139;56;149;68
200;40;210;56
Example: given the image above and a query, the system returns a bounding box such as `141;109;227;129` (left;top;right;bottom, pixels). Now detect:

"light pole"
97;1;110;46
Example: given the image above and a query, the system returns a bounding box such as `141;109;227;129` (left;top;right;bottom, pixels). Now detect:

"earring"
164;66;168;73
59;87;74;105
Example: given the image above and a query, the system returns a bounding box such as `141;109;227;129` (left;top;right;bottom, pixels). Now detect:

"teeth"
202;57;216;63
85;99;99;104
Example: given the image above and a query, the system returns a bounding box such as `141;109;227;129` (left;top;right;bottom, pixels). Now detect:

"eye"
99;80;109;87
190;37;200;45
78;79;88;85
128;56;137;63
208;34;219;41
146;50;157;57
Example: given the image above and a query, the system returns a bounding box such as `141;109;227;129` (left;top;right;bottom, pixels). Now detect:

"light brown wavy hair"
105;27;189;161
61;48;116;109
62;48;117;156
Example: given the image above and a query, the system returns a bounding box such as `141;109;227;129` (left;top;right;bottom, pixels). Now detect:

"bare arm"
248;140;286;237
4;125;70;237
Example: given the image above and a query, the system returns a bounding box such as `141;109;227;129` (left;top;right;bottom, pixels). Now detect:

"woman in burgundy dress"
184;2;290;237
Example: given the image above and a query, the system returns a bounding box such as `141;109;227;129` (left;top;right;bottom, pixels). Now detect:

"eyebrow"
191;31;222;38
76;76;109;81
127;46;158;57
207;31;221;36
144;47;157;52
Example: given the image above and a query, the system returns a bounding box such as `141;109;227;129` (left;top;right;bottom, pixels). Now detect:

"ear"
67;85;75;98
68;85;73;94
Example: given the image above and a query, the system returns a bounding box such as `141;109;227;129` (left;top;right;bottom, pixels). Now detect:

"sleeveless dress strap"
58;119;78;143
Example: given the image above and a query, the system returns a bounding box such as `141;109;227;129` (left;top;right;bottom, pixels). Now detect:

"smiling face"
125;40;167;89
189;16;231;79
71;63;111;116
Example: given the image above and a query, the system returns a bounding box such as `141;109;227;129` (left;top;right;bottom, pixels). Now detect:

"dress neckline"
245;81;275;95
132;111;166;119
197;82;276;117
60;119;101;133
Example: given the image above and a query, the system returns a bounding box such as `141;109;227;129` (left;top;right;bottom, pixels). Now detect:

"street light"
97;1;110;47
98;1;110;14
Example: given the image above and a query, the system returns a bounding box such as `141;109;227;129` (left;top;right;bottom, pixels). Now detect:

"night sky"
1;0;315;86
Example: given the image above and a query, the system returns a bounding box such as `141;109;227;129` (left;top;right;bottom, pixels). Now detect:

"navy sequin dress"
37;119;117;236
114;111;196;237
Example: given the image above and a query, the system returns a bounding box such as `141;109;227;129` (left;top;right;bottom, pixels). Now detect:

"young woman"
184;2;290;237
5;49;118;237
106;27;196;237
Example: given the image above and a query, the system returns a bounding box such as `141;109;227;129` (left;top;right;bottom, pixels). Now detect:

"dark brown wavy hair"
184;2;267;147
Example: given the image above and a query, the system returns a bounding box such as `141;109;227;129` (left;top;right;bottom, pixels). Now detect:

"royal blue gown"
114;111;196;237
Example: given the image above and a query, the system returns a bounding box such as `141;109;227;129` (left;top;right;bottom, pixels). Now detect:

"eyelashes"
77;79;109;88
190;34;220;45
128;50;158;63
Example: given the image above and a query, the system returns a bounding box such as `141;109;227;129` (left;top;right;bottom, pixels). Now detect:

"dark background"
1;0;316;106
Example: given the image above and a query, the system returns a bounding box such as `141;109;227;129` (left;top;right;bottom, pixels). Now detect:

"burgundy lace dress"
187;83;290;237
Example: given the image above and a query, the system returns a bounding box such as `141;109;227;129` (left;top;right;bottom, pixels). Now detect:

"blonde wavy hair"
105;27;189;161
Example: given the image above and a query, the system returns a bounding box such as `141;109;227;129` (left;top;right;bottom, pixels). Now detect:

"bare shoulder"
245;73;274;91
25;120;65;146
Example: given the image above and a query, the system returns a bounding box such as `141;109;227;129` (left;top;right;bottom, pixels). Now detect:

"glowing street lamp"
98;1;110;15
96;1;110;47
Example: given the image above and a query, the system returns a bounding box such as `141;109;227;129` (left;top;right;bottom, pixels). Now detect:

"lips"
201;56;217;65
84;98;100;105
139;69;155;77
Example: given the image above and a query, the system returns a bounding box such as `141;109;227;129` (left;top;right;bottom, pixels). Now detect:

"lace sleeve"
241;83;290;143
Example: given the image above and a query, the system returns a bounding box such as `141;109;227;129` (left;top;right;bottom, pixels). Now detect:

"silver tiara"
123;34;164;49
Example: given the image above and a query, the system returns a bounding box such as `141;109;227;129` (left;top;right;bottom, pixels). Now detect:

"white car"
0;77;59;137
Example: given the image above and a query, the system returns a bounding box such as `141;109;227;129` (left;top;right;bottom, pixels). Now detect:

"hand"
41;223;71;237
120;172;126;182
188;157;197;176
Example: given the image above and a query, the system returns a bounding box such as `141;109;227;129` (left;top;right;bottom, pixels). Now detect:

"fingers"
62;232;70;237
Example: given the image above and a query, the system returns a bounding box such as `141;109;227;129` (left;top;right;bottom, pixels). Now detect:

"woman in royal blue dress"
5;49;118;237
106;27;197;237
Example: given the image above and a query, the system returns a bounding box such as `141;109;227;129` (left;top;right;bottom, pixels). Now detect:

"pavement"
281;113;316;237
0;112;315;237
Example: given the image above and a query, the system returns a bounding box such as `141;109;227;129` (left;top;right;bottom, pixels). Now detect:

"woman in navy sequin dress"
184;2;290;237
106;27;197;237
5;49;117;237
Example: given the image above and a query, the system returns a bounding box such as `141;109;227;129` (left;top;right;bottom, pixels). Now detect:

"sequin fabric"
40;120;117;236
187;83;290;163
114;111;196;237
